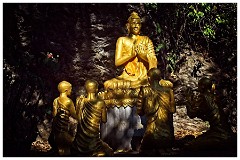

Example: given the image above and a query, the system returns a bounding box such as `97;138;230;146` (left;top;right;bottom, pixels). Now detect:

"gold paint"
101;12;158;107
137;68;176;150
73;80;113;156
52;81;77;156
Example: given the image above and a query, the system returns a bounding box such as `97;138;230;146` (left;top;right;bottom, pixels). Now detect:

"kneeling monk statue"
71;80;114;156
183;77;233;155
137;68;176;155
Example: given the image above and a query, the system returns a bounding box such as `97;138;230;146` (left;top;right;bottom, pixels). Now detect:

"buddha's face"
129;18;141;35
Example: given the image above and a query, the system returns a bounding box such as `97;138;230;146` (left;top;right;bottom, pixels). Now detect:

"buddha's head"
126;11;141;35
85;79;98;93
58;81;72;96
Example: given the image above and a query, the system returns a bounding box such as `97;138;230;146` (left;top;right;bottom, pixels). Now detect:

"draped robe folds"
52;98;71;133
138;86;175;149
104;35;157;90
52;98;73;149
72;100;113;155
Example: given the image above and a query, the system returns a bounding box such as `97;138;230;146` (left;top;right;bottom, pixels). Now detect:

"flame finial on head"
128;11;140;22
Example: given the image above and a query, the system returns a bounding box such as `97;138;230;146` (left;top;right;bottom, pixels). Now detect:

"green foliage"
215;14;226;24
203;24;215;39
155;43;165;52
144;3;236;74
188;5;204;23
166;53;178;73
186;3;230;40
155;22;166;52
156;22;161;34
145;3;158;11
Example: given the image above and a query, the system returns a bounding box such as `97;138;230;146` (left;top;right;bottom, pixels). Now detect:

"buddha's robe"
104;36;157;90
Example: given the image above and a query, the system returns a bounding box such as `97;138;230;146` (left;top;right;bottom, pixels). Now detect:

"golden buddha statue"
71;80;114;156
98;12;158;153
104;11;157;90
137;68;176;155
52;81;78;156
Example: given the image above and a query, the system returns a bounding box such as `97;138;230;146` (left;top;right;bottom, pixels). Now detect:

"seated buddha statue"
104;11;157;91
99;12;164;153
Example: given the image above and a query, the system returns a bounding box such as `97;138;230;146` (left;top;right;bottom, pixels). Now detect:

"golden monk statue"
137;68;176;155
71;80;114;156
52;81;78;156
104;11;157;90
183;77;233;155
